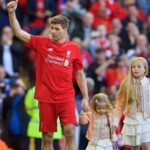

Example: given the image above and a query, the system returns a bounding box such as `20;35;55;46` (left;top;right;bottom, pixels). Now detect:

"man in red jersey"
7;1;89;150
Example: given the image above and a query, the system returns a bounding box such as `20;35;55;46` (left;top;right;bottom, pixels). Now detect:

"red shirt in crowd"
89;0;126;30
29;0;45;28
27;36;83;103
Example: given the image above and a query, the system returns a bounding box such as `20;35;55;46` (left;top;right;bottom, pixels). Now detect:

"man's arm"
75;69;89;111
7;0;30;43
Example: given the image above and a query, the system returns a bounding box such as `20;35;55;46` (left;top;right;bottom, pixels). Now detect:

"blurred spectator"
85;30;100;58
24;86;42;150
89;0;112;31
70;11;94;41
0;65;10;97
79;0;93;9
123;0;135;5
136;0;150;15
18;0;27;16
144;13;150;43
122;3;144;32
121;22;140;51
0;65;11;133
104;55;129;98
25;0;56;35
111;18;129;54
0;0;27;31
87;47;113;94
88;24;111;58
16;0;27;27
123;0;145;20
71;37;93;72
127;34;148;59
134;34;148;57
0;1;9;32
96;24;111;54
62;0;87;33
40;17;51;36
0;26;25;77
108;33;123;56
107;0;126;20
57;0;68;13
111;18;124;36
115;55;129;84
2;79;30;150
89;0;126;31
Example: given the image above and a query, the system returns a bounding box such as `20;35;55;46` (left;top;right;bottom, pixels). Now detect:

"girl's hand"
79;110;88;125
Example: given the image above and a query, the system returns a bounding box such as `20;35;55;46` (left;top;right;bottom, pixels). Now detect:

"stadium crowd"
1;0;150;149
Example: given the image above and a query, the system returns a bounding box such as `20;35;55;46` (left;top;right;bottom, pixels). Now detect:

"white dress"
122;81;150;146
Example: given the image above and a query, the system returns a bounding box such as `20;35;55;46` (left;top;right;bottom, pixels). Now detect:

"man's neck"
57;38;66;44
52;38;66;44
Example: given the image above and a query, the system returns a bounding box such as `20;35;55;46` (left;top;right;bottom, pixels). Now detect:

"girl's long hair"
90;93;113;115
123;57;148;108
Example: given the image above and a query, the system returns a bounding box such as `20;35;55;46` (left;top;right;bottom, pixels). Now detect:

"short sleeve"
73;45;83;70
27;35;44;52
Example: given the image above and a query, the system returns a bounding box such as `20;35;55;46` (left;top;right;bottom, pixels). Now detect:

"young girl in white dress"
79;93;116;150
114;57;150;150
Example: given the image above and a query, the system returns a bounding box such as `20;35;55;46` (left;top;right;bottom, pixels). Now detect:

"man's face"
96;51;106;64
128;5;138;17
2;26;13;43
83;13;94;27
49;24;67;42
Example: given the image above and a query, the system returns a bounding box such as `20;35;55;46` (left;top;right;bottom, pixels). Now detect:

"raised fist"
7;0;18;13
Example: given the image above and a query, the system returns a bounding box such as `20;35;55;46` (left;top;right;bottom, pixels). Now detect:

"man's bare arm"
76;69;89;111
7;0;30;43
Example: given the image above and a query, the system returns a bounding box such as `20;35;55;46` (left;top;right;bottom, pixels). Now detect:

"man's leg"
57;101;77;150
39;102;58;150
63;124;76;150
42;132;54;150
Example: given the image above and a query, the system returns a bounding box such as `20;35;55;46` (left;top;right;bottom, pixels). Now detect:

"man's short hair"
50;15;69;29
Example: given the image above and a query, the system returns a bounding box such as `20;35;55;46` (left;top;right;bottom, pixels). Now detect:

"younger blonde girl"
114;57;150;150
79;93;116;150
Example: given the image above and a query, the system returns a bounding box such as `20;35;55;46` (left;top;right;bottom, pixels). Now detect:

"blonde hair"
120;57;148;107
90;93;113;115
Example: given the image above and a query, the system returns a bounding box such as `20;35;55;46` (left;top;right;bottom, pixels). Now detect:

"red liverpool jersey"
27;35;83;103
